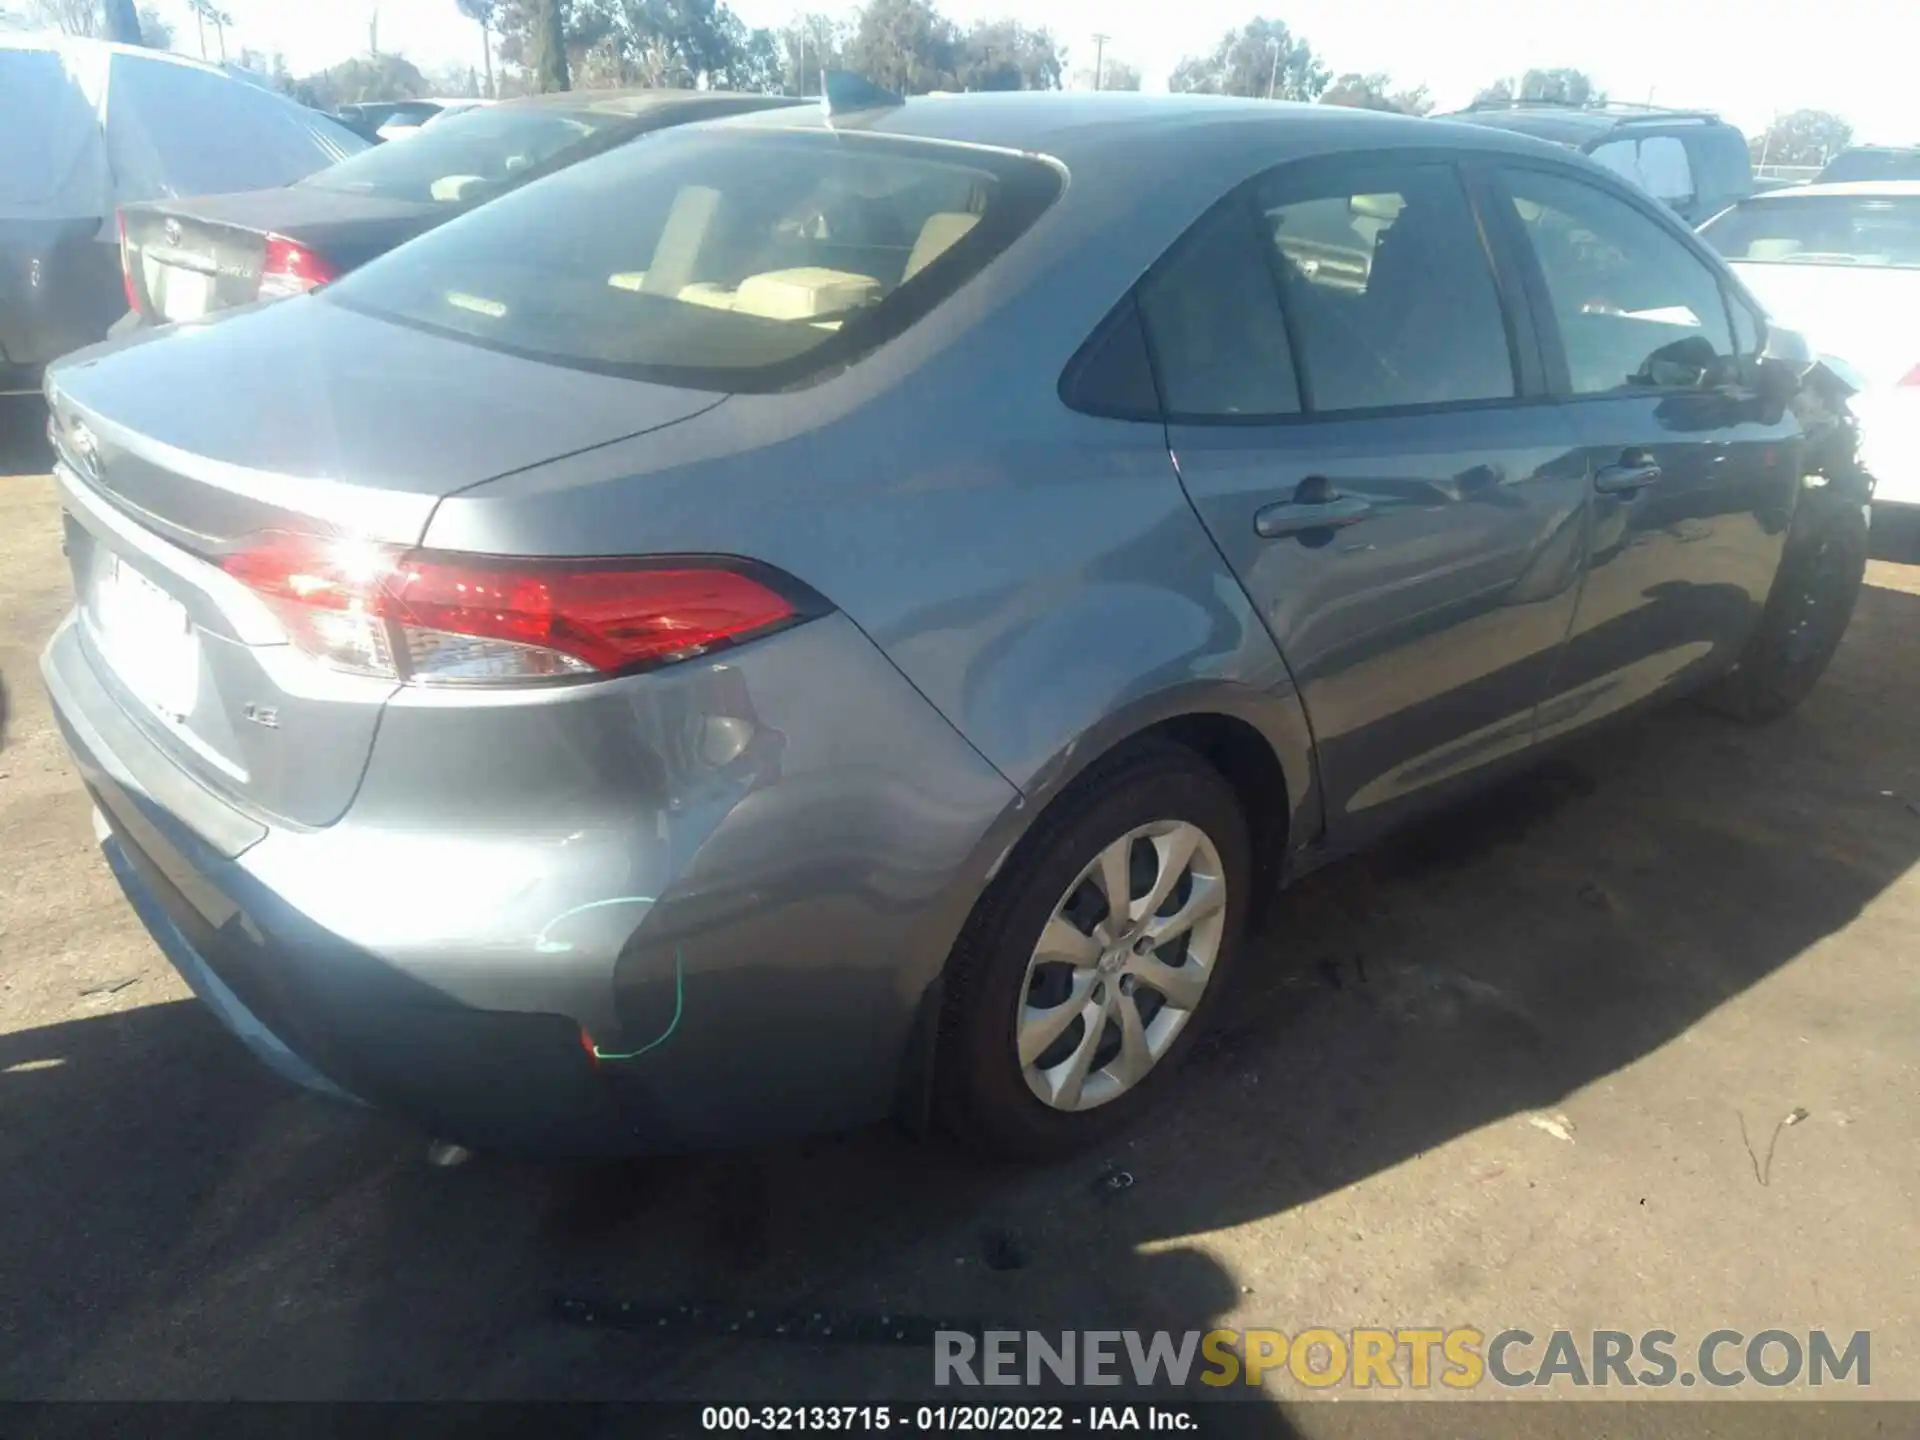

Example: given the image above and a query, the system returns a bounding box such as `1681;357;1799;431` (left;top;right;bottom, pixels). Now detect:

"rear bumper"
49;623;635;1152
43;607;1019;1155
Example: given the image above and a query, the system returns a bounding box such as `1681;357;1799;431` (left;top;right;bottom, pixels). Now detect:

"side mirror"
1759;323;1817;378
1755;323;1816;406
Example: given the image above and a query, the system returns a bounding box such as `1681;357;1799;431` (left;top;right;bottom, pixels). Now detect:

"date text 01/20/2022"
700;1405;1196;1431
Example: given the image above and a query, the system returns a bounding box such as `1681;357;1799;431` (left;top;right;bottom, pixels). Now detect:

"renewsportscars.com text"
935;1328;1871;1390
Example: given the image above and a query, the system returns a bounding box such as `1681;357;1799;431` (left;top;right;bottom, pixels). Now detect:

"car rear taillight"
116;210;138;311
219;534;814;685
258;235;336;300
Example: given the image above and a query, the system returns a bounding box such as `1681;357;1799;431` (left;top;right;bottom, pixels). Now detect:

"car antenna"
822;70;905;125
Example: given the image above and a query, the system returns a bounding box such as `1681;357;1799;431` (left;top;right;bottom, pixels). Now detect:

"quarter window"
1502;168;1737;395
1136;200;1302;419
1254;164;1517;413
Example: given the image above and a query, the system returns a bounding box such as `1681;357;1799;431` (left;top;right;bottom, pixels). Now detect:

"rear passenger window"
1137;201;1301;419
1590;136;1697;208
1255;164;1517;413
1502;168;1737;395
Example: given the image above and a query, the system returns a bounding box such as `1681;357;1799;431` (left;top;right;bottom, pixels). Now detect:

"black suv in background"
1443;100;1754;225
1817;146;1920;183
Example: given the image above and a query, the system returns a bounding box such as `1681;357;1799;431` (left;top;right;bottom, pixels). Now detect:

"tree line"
1;0;1860;168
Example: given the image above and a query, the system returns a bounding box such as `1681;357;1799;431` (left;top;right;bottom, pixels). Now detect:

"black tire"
936;741;1253;1159
1702;493;1869;723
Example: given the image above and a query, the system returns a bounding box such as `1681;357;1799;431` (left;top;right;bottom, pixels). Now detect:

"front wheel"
937;743;1252;1158
1703;491;1869;723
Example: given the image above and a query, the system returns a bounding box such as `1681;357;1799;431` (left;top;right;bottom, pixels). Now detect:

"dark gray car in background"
118;88;802;327
1445;100;1755;225
41;94;1870;1158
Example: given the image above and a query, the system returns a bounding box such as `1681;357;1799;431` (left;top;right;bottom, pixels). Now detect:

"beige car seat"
902;212;980;280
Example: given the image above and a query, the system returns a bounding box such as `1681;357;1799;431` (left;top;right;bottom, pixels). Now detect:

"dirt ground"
3;394;1917;1425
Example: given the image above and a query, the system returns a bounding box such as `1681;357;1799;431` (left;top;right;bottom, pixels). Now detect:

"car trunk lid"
47;297;725;827
121;188;440;323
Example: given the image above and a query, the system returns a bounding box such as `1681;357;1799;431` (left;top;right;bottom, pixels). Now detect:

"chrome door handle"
1254;493;1373;539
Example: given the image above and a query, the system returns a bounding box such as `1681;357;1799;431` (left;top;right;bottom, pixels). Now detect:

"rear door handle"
1594;458;1663;495
1254;490;1373;540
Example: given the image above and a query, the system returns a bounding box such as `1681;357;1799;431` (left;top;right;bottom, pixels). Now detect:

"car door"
1489;163;1802;741
1147;156;1592;847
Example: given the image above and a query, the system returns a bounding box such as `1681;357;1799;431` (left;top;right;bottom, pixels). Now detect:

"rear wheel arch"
895;700;1309;1135
929;736;1257;1153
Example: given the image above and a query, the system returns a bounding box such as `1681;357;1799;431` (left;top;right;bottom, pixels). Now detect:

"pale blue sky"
146;0;1915;143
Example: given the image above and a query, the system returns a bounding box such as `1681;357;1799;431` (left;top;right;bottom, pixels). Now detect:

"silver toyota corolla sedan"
41;92;1870;1157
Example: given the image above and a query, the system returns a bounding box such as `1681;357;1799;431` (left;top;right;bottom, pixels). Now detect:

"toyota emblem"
67;422;101;483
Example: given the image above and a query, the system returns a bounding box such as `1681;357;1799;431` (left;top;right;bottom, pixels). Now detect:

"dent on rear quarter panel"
251;613;1020;1146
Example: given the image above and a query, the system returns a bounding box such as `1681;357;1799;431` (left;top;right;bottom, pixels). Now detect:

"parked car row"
117;89;800;328
1444;98;1757;226
0;33;363;395
1700;180;1920;515
36;77;1876;1158
333;97;498;143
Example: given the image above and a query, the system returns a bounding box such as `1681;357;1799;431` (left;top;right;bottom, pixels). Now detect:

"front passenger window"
1503;168;1736;395
1256;164;1518;413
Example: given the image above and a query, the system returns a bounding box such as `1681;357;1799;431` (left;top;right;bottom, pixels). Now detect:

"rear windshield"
1817;150;1920;184
300;104;625;205
1701;195;1920;268
324;127;1062;390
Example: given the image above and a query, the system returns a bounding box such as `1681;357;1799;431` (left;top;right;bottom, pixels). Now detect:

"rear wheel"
1702;493;1868;723
937;743;1252;1158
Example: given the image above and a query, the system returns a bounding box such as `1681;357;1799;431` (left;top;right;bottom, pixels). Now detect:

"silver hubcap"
1017;820;1228;1112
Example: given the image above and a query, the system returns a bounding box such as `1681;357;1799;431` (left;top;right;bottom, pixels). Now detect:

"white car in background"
1700;181;1920;518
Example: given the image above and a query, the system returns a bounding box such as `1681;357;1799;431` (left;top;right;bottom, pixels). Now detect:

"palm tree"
185;0;231;60
455;0;497;100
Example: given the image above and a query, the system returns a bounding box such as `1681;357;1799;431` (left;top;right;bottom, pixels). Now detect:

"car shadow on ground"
3;394;1918;1414
1;396;52;476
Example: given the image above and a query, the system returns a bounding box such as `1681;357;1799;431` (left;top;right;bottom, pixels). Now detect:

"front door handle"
1254;479;1374;539
1594;456;1663;495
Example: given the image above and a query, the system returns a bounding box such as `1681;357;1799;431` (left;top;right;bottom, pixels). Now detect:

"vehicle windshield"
323;127;1062;391
1817;150;1920;184
1700;194;1920;268
300;104;624;205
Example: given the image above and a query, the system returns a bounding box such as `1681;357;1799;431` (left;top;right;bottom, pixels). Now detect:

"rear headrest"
904;212;980;281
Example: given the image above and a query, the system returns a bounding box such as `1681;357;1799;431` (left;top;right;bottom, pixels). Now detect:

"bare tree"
14;0;148;44
17;0;102;35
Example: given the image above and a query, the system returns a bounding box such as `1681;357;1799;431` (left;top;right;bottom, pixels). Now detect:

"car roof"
1738;179;1920;201
707;91;1566;175
0;27;234;76
491;87;805;120
1443;102;1733;146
